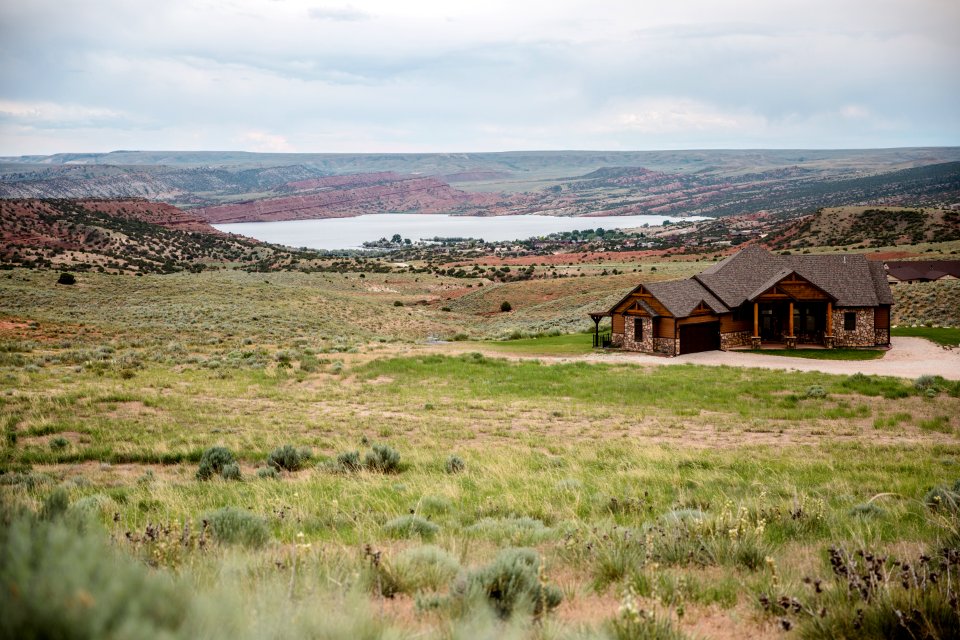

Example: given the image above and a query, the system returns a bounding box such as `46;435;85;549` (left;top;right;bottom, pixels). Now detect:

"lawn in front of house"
892;326;960;347
480;331;596;355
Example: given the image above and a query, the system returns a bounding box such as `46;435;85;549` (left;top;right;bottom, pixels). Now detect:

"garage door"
679;322;720;355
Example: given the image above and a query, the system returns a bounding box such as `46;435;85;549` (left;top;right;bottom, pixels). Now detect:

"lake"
214;213;703;251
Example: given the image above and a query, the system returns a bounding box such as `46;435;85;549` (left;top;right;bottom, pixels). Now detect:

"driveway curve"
585;337;960;380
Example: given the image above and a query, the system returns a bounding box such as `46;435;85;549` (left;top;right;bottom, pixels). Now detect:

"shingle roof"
783;254;884;307
868;261;895;305
694;245;790;308
645;279;729;317
886;260;960;281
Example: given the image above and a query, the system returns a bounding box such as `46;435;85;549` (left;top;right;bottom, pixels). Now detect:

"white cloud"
239;130;296;152
307;5;370;21
0;0;957;153
597;99;766;135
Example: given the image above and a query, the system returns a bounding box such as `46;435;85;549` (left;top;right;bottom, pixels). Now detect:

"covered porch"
747;272;836;349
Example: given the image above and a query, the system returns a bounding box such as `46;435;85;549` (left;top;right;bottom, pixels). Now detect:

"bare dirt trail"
439;337;960;380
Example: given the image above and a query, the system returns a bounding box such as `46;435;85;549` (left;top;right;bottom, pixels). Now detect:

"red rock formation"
193;174;510;223
71;198;221;234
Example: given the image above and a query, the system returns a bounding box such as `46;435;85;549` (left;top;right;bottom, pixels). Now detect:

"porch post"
786;301;796;349
593;316;600;348
751;302;761;349
825;302;834;349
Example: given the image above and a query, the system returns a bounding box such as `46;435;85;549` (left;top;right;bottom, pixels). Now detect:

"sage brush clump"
267;444;311;472
0;511;192;639
445;454;465;474
202;507;271;548
196;446;238;481
383;515;439;539
364;443;402;473
461;547;562;618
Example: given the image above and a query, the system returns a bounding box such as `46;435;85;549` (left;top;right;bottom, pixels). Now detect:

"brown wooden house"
590;246;893;355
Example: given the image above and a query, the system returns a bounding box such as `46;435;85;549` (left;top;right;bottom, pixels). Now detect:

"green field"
482;332;597;356
2;268;960;639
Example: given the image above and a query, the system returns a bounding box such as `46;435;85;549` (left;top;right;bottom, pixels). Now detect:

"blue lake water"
214;213;702;251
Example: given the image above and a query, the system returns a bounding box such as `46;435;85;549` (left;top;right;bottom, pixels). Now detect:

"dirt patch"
106;401;160;419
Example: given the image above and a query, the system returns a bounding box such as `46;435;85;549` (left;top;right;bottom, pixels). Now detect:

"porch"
749;300;835;349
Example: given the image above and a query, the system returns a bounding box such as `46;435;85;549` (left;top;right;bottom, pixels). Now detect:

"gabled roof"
744;268;837;303
782;254;885;306
694;245;788;308
634;298;661;317
644;279;729;318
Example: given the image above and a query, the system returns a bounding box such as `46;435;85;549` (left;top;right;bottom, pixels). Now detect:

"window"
844;312;856;331
634;318;643;341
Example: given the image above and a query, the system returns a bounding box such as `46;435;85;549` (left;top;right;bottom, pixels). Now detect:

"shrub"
0;513;192;638
914;374;940;393
463;547;562;618
364;443;401;473
383;515;439;539
196;446;236;480
391;545;460;593
335;450;362;472
56;272;76;285
69;494;117;521
202;507;271;548
608;587;687;640
500;301;512;312
465;517;553;545
924;486;959;512
849;502;885;518
220;462;242;481
256;466;280;479
418;495;452;516
40;486;71;521
49;436;69;451
445;454;465;474
267;444;311;472
805;385;827;399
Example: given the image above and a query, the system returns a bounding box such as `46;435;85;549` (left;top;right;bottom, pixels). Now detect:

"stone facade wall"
875;328;890;346
720;330;753;350
621;316;654;352
832;307;876;347
653;337;677;356
610;332;623;347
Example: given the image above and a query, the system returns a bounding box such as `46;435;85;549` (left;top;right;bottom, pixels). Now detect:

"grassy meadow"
2;267;960;639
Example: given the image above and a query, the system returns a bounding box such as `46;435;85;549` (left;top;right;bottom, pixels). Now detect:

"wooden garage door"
679;322;720;354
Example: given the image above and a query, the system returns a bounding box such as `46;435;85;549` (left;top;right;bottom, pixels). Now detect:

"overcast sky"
1;0;958;155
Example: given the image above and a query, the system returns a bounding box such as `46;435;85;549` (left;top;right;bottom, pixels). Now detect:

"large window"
844;312;857;331
634;318;644;341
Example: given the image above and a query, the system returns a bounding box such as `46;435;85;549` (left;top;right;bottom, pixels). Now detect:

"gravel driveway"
588;337;960;380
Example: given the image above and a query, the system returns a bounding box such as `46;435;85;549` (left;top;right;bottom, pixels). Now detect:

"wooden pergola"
589;312;611;348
